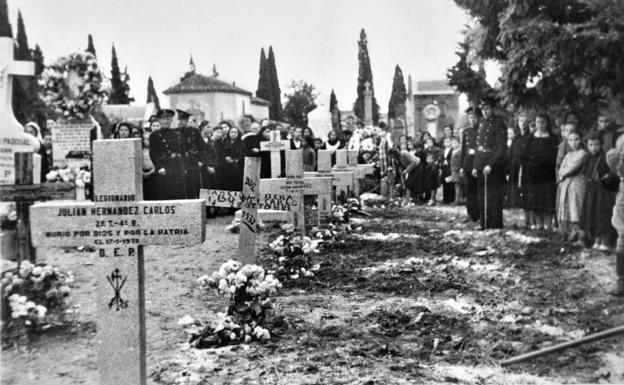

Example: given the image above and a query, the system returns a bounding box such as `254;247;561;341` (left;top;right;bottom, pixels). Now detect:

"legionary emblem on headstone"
107;268;128;311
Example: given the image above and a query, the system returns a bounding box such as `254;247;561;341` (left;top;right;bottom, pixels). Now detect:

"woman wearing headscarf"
220;125;245;192
23;122;49;181
322;130;345;166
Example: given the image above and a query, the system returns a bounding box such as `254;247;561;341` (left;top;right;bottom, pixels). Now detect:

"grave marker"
0;153;74;262
238;157;260;259
333;150;375;196
30;139;205;385
304;150;354;202
0;35;38;185
260;150;332;234
51;122;93;169
259;130;289;178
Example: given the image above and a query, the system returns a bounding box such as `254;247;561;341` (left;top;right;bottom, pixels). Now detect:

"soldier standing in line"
177;110;206;199
460;106;481;222
471;97;507;229
148;109;187;200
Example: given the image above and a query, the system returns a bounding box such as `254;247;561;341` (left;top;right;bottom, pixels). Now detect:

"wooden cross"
333;150;375;196
29;139;206;385
0;153;74;263
304;150;354;203
260;150;332;234
259;130;289;178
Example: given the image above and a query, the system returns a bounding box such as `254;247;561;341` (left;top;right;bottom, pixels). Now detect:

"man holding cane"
472;97;507;229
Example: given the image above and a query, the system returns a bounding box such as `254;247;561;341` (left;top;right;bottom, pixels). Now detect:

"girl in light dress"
557;131;588;242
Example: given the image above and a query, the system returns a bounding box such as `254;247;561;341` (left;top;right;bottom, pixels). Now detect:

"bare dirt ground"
2;206;624;385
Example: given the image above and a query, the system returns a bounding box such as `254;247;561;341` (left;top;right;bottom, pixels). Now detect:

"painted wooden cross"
333;150;375;196
0;152;74;262
304;150;354;203
259;130;289;178
260;150;332;234
29;139;206;385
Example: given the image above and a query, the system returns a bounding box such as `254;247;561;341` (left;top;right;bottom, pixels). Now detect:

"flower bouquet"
1;261;74;342
46;166;91;200
265;224;322;283
190;260;281;348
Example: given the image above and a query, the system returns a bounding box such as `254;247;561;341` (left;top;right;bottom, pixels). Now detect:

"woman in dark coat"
506;112;530;211
220;126;245;192
522;112;559;230
246;126;272;178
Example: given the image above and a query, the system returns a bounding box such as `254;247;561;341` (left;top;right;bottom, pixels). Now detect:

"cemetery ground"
2;206;624;385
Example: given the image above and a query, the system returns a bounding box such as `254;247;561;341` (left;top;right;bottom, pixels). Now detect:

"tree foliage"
146;76;160;110
267;47;284;121
387;65;407;120
0;0;11;38
329;89;341;131
86;34;96;56
353;29;380;124
256;48;270;102
447;36;495;106
108;45;134;104
452;0;624;123
283;80;318;128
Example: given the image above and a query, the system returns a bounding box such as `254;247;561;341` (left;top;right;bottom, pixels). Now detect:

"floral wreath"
39;52;108;120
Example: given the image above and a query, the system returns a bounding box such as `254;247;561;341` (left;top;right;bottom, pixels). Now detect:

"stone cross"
237;157;260;259
405;74;415;137
0;153;75;263
364;80;373;126
260;150;332;234
0;36;38;185
333;149;375;196
304;150;354;203
259;130;289;178
29;139;206;385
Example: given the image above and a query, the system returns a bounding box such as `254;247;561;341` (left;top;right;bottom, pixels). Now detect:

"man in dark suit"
460;106;481;222
177;110;206;199
149;109;187;200
472;97;507;229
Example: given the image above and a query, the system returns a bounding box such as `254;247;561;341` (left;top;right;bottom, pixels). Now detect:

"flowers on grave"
39;52;108;120
266;225;322;282
46;166;92;199
0;209;18;231
190;260;281;347
1;261;74;341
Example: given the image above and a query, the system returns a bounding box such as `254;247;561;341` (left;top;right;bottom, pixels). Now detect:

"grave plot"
4;204;623;385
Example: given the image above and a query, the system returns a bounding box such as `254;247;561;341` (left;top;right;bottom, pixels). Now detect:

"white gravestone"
51;122;93;169
333;149;375;196
256;150;332;233
304;150;354;202
0;36;38;185
259;130;289;178
30;139;205;385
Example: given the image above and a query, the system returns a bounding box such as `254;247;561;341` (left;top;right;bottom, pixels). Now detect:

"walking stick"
483;171;488;229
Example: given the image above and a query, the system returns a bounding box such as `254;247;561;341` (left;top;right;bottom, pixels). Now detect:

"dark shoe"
610;278;624;297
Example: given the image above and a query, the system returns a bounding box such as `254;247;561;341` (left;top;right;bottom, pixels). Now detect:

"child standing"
424;151;440;205
441;137;455;204
580;132;616;250
557;131;588;242
447;137;463;204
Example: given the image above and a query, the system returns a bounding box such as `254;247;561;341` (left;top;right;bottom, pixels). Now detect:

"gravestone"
304;150;354;202
0;153;74;262
333;150;375;196
51;122;93;169
258;150;332;234
259;130;289;178
30;139;205;385
201;187;296;212
0;35;38;186
238;157;260;259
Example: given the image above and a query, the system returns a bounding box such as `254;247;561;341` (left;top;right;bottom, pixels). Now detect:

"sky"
7;0;470;116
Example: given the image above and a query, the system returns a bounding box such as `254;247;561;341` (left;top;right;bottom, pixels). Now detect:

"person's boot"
611;252;624;297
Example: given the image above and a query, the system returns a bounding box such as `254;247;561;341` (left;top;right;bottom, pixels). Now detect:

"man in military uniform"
148;109;187;200
177;110;206;199
471;97;507;229
460;106;481;222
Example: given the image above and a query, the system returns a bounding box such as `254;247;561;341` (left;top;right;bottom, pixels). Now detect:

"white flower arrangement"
1;261;74;341
266;226;322;283
191;260;281;348
39;52;108;120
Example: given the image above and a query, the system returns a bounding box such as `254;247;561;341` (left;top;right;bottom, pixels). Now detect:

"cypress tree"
15;10;30;59
267;46;283;121
109;45;133;104
329;89;342;132
353;29;379;124
86;34;96;56
387;64;406;120
255;48;270;102
32;44;44;75
0;0;12;38
146;76;160;110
